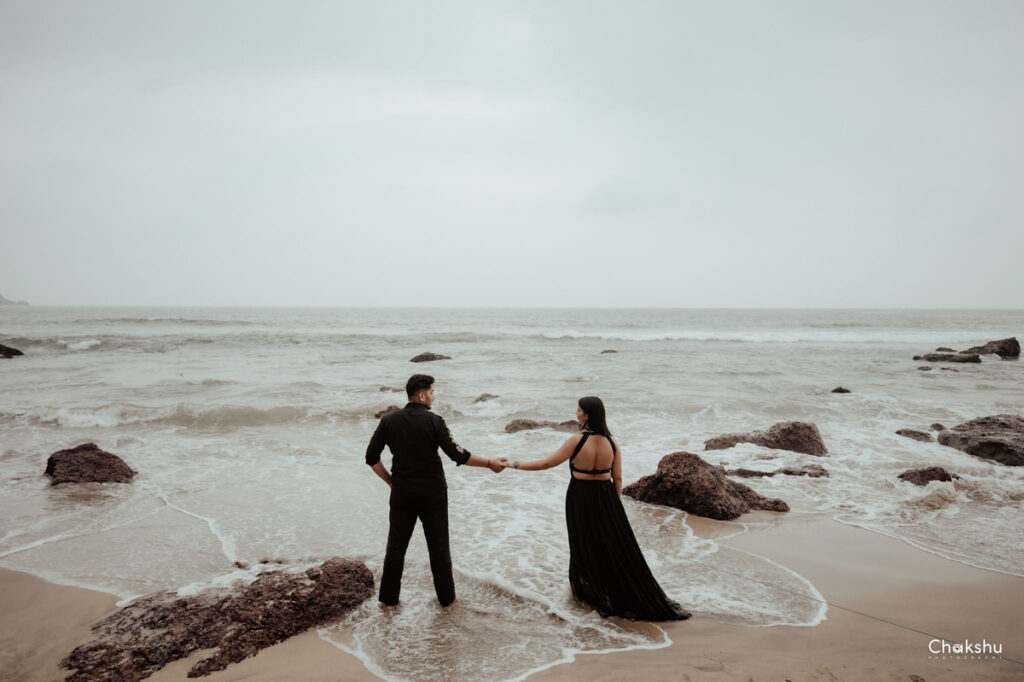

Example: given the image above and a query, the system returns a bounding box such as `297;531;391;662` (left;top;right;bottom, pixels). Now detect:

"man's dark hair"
406;374;435;398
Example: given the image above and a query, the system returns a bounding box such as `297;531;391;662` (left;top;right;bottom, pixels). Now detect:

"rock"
725;464;830;479
831;386;851;393
623;452;789;520
940;367;959;372
935;346;956;352
704;421;827;456
937;415;1024;466
473;393;500;403
0;343;24;358
0;292;29;306
410;352;450;362
504;419;580;434
59;557;374;681
378;385;403;393
898;467;961;486
931;423;946;431
600;349;618;354
959;337;1020;359
896;429;933;442
44;443;136;485
374;405;400;419
917;366;932;371
913;353;981;363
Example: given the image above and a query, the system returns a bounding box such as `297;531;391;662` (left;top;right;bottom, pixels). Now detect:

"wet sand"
2;513;1021;681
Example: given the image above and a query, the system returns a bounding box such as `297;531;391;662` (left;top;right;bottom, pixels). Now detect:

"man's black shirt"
365;402;472;484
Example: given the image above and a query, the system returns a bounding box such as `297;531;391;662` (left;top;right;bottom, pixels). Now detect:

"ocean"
1;306;1022;681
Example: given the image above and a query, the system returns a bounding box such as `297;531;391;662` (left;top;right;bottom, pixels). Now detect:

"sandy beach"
3;511;1020;682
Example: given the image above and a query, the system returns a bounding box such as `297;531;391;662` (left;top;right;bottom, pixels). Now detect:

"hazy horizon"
2;1;1022;308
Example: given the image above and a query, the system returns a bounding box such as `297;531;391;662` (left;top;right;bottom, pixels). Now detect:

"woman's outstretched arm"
510;436;579;471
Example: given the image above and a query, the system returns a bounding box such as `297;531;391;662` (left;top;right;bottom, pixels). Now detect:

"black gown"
565;432;692;621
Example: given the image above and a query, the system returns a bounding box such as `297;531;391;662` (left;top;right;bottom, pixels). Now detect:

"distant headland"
0;292;29;306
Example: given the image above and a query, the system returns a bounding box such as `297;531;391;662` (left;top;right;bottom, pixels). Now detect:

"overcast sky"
1;1;1021;307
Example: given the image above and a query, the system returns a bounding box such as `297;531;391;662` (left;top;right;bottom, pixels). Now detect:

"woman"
508;396;691;621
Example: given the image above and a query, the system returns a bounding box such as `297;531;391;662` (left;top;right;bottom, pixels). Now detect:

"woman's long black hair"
578;396;614;444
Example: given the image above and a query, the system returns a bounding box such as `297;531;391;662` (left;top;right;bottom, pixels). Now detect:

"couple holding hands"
364;373;690;621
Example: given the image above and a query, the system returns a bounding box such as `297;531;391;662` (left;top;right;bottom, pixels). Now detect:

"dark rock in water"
726;464;830;478
59;557;374;681
379;385;403;393
374;405;400;418
704;421;827;456
600;349;618;354
931;423;946;431
44;443;136;485
831;386;851;393
940;367;959;372
898;467;961;486
505;419;580;434
913;353;981;363
935;346;956;352
896;429;933;442
410;352;451;362
917;366;932;371
959;337;1020;359
937;415;1024;466
473;393;500;403
624;452;789;520
0;343;24;358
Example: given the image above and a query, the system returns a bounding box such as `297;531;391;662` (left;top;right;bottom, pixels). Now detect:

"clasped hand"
487;457;512;473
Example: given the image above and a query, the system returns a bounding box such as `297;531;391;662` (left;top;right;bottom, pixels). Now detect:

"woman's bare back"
571;433;617;480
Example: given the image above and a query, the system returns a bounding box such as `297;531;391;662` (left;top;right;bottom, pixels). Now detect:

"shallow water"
1;306;1021;680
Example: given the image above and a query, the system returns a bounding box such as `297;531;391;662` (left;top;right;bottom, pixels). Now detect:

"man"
365;373;505;608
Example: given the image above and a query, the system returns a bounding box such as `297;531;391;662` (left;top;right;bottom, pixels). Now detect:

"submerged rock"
898;467;961;486
374;405;400;418
917;366;933;371
931;423;946;431
473;393;500;403
44;443;136;485
935;346;956;352
937;415;1024;466
410;352;451;362
704;421;827;456
504;419;580;434
959;337;1020;359
0;343;24;358
60;557;374;681
725;463;830;479
624;452;789;520
831;386;851;393
896;429;933;442
912;353;981;363
600;349;618;354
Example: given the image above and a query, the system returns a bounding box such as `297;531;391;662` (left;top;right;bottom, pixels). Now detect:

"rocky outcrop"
931;423;946;431
704;421;827;456
59;557;374;681
831;386;851;393
959;337;1020;359
623;452;788;520
44;443;136;485
896;429;933;442
410;352;450;362
935;347;956;352
504;419;580;433
937;415;1024;466
473;393;499;403
912;353;981;363
898;467;961;486
0;343;24;358
374;405;400;418
0;292;29;305
725;464;830;479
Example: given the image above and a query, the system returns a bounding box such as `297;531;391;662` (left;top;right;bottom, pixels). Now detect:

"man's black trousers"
379;480;455;606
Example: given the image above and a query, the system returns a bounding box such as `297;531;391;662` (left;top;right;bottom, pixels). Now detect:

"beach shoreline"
3;512;1021;682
